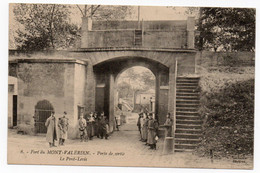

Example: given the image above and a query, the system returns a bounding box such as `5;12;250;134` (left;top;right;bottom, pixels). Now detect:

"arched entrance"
93;56;169;132
34;100;54;133
115;66;156;130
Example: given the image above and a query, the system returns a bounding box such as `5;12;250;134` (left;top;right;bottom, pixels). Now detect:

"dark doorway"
34;100;54;133
12;95;17;126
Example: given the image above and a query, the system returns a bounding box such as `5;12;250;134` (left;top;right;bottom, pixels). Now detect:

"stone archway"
34;100;54;133
93;56;170;132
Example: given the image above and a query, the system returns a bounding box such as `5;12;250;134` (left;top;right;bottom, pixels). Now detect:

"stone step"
176;100;199;104
176;107;198;112
174;148;194;152
176;111;199;116
176;92;199;97
176;81;199;85
176;103;199;108
175;138;201;144
175;128;202;134
177;78;199;81
176;93;199;101
175;144;197;149
175;133;202;139
176;82;198;86
176;119;202;125
177;77;200;80
176;124;201;129
176;89;199;93
176;86;198;90
176;115;201;120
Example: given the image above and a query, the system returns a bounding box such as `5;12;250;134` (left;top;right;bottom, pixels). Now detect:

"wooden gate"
34;100;54;133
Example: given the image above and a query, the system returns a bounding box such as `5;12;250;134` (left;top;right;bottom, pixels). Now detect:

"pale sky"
70;5;197;25
9;4;197;48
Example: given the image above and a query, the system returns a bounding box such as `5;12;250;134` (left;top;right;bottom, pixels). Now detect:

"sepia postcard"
7;2;255;170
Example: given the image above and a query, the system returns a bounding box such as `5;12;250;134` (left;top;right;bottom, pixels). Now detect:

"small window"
8;84;14;93
143;97;146;99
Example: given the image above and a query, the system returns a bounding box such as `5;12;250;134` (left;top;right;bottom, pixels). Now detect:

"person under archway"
45;111;58;147
147;113;157;150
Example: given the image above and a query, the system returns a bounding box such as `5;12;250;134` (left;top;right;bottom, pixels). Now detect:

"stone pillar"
167;62;177;152
81;17;92;48
109;74;115;132
187;17;195;49
85;62;95;113
168;64;176;122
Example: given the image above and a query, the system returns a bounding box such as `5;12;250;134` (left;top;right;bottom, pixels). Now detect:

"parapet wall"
81;17;195;49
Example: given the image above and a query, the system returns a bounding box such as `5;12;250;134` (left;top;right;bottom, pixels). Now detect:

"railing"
173;59;178;136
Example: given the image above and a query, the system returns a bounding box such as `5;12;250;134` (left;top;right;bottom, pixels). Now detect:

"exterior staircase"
174;77;202;152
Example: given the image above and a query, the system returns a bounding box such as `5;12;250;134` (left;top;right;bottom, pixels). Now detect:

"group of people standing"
78;112;109;142
45;111;69;147
45;111;110;148
137;112;159;150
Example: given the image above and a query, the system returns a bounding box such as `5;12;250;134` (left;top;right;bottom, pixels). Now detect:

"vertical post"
187;17;195;49
173;59;178;134
81;17;92;48
138;6;141;29
85;63;96;114
141;19;144;46
168;60;177;137
109;74;115;132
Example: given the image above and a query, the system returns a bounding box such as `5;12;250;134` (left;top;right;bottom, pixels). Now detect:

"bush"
196;79;254;157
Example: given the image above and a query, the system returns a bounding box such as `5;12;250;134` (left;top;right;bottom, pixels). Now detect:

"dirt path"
7;114;253;169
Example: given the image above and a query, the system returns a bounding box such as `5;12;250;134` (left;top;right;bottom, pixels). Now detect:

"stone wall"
177;52;196;75
196;51;255;67
82;18;194;49
13;59;87;139
92;20;187;31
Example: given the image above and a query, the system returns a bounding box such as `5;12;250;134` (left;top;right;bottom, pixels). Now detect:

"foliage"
92;5;133;20
196;8;255;52
117;67;155;99
196;79;254;157
13;4;79;51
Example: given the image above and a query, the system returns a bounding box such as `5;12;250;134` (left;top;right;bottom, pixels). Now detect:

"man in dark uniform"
99;112;108;139
147;113;156;150
78;114;87;142
137;113;142;135
86;112;95;140
58;111;69;145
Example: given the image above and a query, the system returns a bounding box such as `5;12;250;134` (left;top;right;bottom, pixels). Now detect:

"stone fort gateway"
9;17;201;152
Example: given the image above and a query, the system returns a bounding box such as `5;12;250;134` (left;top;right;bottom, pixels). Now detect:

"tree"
197;8;255;52
75;4;133;20
13;4;79;51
